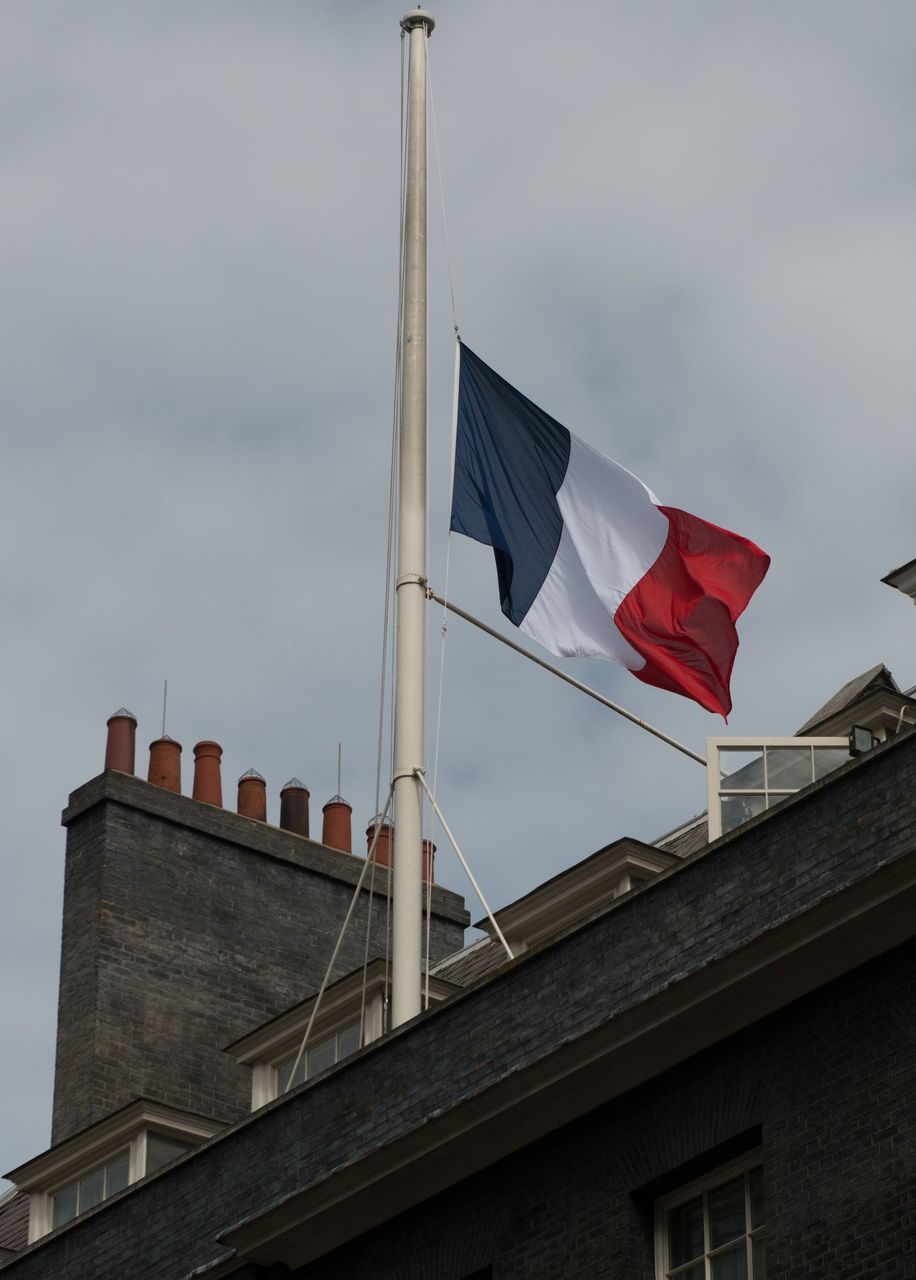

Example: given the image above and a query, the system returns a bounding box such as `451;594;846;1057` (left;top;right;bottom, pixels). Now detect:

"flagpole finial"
400;9;435;35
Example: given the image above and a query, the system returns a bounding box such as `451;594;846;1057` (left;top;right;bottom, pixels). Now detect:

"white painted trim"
249;979;450;1111
476;838;678;953
131;1131;147;1187
654;1149;763;1279
233;960;457;1111
706;737;849;840
11;1101;225;1243
28;1143;133;1244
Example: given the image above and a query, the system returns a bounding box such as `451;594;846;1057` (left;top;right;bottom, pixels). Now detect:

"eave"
225;959;462;1065
800;687;916;738
6;1100;226;1191
881;555;916;602
474;836;680;951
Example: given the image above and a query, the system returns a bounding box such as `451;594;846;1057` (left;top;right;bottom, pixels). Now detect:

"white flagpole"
391;8;435;1028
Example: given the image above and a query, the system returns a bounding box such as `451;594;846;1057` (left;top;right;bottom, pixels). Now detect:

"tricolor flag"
449;344;769;718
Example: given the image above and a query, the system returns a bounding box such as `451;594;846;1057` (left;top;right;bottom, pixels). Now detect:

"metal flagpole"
427;588;707;767
391;8;435;1028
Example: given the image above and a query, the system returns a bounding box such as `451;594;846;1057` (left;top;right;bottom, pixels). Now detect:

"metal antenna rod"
161;680;168;739
337;742;342;797
391;8;435;1029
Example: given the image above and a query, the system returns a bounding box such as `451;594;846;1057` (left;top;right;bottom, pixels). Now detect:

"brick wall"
295;942;916;1280
15;943;916;1280
50;772;468;1142
11;730;916;1279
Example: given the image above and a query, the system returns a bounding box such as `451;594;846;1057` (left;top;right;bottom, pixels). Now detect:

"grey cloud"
2;0;915;1183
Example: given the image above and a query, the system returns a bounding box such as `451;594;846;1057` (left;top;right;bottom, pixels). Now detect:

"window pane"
748;1167;764;1228
106;1152;130;1195
667;1195;704;1267
146;1133;193;1175
277;1052;306;1093
752;1235;766;1279
307;1035;336;1078
710;1243;748;1280
78;1168;105;1212
708;1175;746;1248
719;750;764;790
721;794;766;833
338;1022;361;1059
764;793;793;810
764;747;812;791
813;747;850;780
52;1184;78;1229
669;1265;704;1280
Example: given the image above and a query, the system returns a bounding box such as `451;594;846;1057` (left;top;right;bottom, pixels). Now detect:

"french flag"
449;344;770;718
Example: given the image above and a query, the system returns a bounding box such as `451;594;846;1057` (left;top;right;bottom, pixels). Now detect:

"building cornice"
6;1101;225;1190
225;959;462;1065
474;836;679;949
881;554;916;603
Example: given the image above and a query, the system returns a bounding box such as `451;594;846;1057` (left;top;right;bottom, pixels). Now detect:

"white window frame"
30;1137;143;1242
15;1104;224;1243
47;1147;133;1233
654;1150;764;1280
249;992;387;1110
231;961;462;1112
273;1016;364;1095
707;736;850;840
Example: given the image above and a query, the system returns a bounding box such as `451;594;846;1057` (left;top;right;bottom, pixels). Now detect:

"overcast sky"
2;1;915;1184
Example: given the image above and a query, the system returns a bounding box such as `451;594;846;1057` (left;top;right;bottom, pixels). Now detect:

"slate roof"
654;814;709;859
0;1188;29;1256
796;663;899;735
430;935;506;987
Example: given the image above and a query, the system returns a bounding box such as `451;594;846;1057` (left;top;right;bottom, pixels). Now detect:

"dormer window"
707;737;851;839
51;1151;130;1229
275;1020;362;1093
227;959;461;1110
6;1101;224;1243
471;838;679;958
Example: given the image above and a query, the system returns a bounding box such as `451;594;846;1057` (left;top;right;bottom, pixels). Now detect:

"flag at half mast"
449;344;770;718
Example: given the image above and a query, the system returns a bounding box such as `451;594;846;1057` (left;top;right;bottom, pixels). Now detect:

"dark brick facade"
51;771;468;1142
296;945;915;1280
9;730;914;1279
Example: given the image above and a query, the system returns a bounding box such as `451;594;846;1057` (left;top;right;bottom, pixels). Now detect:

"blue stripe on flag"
450;345;571;626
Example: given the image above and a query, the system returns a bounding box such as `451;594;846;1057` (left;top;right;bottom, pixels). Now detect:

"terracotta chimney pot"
148;736;182;794
237;769;267;822
366;818;394;868
105;708;137;775
422;838;436;884
192;741;223;807
322;796;352;853
279;779;310;838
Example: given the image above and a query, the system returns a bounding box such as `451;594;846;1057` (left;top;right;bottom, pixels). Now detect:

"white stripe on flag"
519;434;669;668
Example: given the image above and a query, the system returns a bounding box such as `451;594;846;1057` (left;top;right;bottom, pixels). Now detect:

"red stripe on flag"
613;507;770;718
